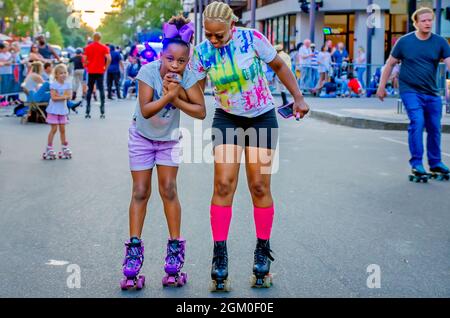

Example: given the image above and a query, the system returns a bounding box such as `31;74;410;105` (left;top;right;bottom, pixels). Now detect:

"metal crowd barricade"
292;61;449;114
294;62;386;96
0;63;26;97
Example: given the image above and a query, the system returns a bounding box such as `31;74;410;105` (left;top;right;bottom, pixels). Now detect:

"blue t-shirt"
134;60;198;141
391;32;450;96
127;63;140;78
332;49;348;64
108;51;122;73
46;81;71;115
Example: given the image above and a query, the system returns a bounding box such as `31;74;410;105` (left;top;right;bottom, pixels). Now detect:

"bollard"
397;99;403;114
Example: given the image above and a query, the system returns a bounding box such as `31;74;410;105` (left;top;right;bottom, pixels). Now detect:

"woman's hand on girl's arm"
138;80;173;119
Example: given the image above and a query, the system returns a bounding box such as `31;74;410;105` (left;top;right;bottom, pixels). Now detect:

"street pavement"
0;96;449;298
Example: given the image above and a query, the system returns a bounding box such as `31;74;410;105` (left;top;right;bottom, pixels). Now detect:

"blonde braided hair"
203;1;239;24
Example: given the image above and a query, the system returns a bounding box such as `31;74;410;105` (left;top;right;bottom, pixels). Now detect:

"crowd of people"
0;33;153;115
1;32;402;113
267;38;400;100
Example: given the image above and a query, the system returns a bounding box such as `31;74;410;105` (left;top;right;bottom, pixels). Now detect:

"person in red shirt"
83;32;111;119
347;72;363;97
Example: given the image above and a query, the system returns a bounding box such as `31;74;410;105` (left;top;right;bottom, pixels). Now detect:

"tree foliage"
0;0;34;36
98;0;183;45
0;0;93;47
44;17;64;47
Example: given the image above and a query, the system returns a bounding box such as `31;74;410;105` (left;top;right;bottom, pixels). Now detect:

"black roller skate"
430;162;450;181
408;165;430;183
251;239;274;288
210;241;231;292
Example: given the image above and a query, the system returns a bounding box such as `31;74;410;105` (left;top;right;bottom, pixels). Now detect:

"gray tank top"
39;45;53;59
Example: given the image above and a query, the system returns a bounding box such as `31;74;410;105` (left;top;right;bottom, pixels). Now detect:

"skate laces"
255;245;274;265
166;241;183;266
215;245;228;268
126;242;143;265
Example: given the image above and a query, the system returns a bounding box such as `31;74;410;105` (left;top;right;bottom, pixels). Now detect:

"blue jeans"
335;78;349;95
356;67;366;89
123;79;136;98
300;66;313;90
310;68;319;89
401;92;443;168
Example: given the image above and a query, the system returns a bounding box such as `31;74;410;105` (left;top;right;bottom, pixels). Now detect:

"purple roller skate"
120;238;145;290
162;238;187;287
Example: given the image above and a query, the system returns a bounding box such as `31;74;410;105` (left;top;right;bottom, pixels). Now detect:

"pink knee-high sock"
210;205;232;242
254;205;275;240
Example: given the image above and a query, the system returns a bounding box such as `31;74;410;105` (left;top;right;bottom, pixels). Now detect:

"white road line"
381;137;450;157
45;260;69;266
380;137;408;146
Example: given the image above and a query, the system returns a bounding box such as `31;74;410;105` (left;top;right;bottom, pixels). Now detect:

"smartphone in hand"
277;102;301;121
277;102;294;118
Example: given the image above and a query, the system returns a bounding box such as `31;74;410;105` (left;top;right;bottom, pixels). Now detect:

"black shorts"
212;108;279;150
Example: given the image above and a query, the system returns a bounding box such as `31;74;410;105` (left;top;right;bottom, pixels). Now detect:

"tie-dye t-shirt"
191;27;277;118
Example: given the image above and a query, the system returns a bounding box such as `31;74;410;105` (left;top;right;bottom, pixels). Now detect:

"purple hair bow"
163;22;195;44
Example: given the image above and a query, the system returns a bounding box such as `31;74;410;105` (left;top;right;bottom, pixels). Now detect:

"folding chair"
21;102;48;124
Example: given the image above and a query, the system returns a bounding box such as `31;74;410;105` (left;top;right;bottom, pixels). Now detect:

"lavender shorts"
128;122;182;171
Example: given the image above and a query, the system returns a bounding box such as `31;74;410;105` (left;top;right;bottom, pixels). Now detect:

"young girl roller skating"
120;16;205;290
42;64;73;160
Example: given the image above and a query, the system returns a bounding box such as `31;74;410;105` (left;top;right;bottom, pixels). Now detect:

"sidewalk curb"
310;110;450;133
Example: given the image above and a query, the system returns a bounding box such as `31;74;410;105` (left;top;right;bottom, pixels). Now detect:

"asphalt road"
0;96;449;298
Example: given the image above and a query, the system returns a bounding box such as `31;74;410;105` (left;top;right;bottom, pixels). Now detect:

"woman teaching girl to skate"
120;1;308;291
